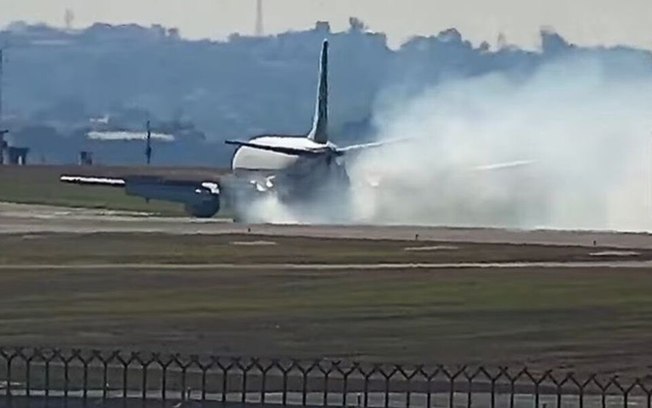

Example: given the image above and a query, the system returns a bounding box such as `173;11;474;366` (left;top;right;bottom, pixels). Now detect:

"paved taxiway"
3;202;652;250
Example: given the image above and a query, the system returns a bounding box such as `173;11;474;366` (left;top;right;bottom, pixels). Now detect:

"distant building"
79;150;93;165
89;114;110;126
314;21;331;35
4;146;29;165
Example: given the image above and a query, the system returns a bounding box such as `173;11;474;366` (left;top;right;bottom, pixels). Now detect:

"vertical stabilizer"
308;40;328;144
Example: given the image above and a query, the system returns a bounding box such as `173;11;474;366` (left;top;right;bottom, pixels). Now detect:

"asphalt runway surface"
3;202;652;251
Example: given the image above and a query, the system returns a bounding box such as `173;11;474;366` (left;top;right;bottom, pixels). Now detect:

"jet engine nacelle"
184;197;221;218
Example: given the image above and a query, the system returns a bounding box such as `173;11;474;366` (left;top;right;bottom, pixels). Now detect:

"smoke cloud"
348;53;652;231
238;47;652;232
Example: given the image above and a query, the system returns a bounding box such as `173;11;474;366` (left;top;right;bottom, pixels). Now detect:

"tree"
348;17;367;33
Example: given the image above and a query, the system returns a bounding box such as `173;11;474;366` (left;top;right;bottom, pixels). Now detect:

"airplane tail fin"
308;40;329;144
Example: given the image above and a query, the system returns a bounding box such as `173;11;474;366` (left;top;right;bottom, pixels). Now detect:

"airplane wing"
60;174;221;217
225;140;326;157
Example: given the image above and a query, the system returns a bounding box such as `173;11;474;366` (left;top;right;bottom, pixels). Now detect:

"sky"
1;0;651;49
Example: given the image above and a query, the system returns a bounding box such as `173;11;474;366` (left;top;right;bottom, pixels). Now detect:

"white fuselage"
231;136;330;172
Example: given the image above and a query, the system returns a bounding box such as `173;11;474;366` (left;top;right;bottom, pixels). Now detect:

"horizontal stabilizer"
336;137;414;154
225;140;326;157
472;160;536;171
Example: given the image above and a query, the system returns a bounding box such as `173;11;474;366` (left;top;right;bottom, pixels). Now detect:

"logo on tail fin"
308;40;329;144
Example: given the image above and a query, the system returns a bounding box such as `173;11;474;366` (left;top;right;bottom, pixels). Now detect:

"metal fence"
0;346;651;407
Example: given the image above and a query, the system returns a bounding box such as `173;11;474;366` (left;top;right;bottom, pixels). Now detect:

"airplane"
60;40;398;222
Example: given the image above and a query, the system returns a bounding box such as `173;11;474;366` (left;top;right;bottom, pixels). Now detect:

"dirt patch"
404;245;459;251
230;240;278;246
590;250;640;257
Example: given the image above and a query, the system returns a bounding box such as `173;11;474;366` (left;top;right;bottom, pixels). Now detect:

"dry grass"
0;232;651;375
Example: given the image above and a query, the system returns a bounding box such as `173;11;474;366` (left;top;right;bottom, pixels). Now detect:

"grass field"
1;232;652;375
0;165;228;216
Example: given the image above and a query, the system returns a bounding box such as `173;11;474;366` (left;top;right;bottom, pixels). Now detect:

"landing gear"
272;162;353;224
224;160;353;224
218;177;264;223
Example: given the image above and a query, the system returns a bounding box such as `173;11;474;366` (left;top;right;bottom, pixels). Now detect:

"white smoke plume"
347;53;652;231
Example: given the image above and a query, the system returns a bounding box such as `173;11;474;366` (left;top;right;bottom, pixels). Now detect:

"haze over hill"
0;20;651;172
5;0;652;50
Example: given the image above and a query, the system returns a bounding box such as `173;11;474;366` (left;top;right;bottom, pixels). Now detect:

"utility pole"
145;120;152;165
0;49;6;165
0;48;4;125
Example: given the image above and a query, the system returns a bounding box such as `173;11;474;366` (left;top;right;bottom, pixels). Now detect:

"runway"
3;202;652;249
3;260;652;270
